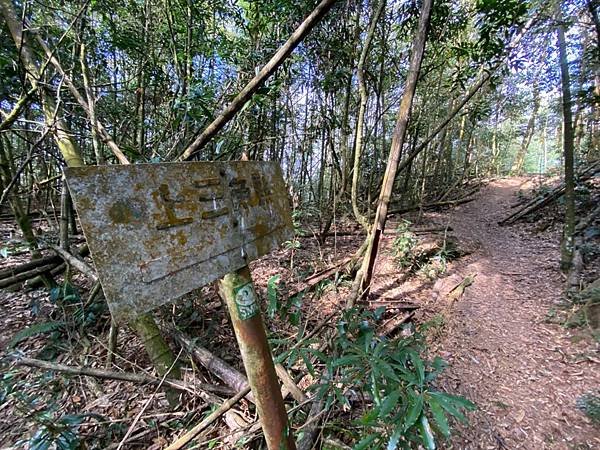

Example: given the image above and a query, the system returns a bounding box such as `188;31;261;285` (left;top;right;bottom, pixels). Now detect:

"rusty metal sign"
65;162;293;322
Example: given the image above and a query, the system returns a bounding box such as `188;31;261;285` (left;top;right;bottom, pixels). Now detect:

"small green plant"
576;392;600;424
266;274;303;326
50;282;80;304
421;314;445;338
1;369;102;449
27;413;89;450
284;213;302;270
50;282;107;330
417;232;458;280
308;308;474;449
8;321;65;349
392;220;418;268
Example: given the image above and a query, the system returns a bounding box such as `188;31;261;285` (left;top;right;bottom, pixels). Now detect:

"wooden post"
219;266;295;450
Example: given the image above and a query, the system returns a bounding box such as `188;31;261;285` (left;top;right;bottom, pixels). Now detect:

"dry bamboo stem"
14;357;231;395
164;386;252;450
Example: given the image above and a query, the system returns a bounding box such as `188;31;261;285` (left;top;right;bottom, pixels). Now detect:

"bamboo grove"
0;0;596;238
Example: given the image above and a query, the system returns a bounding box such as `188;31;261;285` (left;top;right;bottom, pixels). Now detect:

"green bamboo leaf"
428;396;450;437
428;391;475;423
331;354;362;367
425;357;448;382
267;275;280;319
418;414;436;450
9;321;65;348
304;347;328;364
300;349;316;376
379;390;401;418
353;434;377;450
377;359;400;383
404;391;424;431
397;367;419;385
361;406;380;425
407;349;425;386
387;427;402;450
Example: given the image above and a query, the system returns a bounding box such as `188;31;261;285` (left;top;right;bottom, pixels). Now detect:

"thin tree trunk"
351;0;386;231
350;0;433;305
556;4;576;273
511;81;540;175
1;0;182;406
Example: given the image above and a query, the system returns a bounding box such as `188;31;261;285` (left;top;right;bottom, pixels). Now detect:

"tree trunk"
557;4;576;273
351;0;386;232
349;0;433;305
1;0;181;405
511;81;541;175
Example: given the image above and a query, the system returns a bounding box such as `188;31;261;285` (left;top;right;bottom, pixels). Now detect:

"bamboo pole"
180;0;338;160
218;266;295;450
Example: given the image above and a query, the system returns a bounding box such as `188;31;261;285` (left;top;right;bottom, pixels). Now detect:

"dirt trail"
430;178;599;449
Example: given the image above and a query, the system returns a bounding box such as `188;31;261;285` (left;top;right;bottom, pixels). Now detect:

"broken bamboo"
164;386;252;450
499;160;600;225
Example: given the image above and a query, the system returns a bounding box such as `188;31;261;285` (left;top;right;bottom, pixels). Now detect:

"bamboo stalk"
0;253;61;280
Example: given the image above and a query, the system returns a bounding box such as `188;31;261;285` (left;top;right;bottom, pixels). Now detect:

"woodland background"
0;0;599;449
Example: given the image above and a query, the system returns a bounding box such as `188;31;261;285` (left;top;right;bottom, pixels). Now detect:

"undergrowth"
275;307;475;449
576;392;600;425
0;369;103;449
392;220;458;280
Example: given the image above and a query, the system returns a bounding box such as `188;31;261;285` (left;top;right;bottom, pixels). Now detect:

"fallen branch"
447;273;476;305
14;356;232;395
275;363;308;404
0;254;61;280
297;398;325;450
23;244;90;290
299;257;351;287
0;263;58;289
49;243;97;281
164;385;252;450
170;328;254;402
499;160;600;225
299;226;453;239
171;328;304;404
380;312;416;337
389;196;476;215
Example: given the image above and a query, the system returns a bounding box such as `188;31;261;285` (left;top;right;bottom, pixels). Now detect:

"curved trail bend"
429;178;599;449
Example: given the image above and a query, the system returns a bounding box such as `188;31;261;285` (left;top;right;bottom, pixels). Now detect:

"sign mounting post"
65;161;296;450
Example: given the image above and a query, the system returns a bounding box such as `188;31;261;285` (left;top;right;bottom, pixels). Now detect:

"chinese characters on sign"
65;162;293;322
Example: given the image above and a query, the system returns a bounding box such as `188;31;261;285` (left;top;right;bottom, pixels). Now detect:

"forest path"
427;178;599;449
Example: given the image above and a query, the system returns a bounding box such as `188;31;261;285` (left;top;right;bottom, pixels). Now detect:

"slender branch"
48;243;97;281
31;31;131;165
13;356;231;395
179;0;338;160
164;386;252;450
0;86;38;131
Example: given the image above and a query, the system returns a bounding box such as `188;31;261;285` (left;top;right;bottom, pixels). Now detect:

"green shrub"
307;308;475;449
392;220;418;268
577;392;600;424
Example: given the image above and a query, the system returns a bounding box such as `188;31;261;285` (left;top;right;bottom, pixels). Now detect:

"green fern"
8;321;65;348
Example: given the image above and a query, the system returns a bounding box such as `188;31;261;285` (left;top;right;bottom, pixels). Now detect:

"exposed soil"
0;178;598;449
425;178;599;449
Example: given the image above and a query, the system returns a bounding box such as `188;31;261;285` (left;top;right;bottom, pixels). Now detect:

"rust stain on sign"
65;162;293;322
